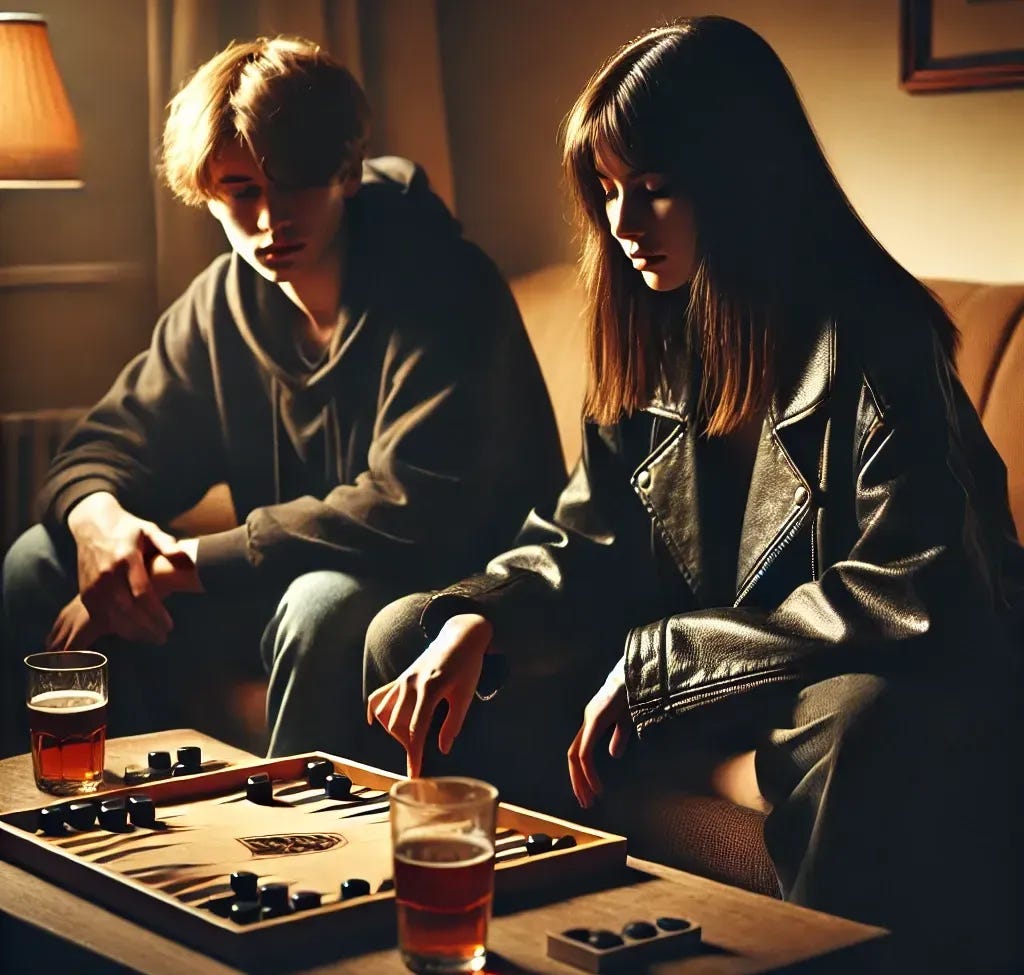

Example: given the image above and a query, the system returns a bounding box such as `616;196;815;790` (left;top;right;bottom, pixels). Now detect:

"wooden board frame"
0;752;626;971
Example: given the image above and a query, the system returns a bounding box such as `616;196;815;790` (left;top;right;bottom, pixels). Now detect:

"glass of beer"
390;777;499;974
25;651;108;795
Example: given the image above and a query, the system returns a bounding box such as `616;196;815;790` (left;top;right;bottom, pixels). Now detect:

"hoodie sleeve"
38;261;229;531
195;240;562;594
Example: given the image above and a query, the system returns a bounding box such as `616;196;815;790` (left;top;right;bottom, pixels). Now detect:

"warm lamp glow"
0;12;82;188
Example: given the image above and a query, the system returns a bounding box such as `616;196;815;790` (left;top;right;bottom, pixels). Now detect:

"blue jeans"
3;524;404;764
260;569;406;764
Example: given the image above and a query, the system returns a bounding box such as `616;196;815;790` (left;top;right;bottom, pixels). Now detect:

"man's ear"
341;155;364;198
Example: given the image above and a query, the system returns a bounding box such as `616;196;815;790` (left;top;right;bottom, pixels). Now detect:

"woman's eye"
645;182;672;198
231;185;261;201
600;185;617;202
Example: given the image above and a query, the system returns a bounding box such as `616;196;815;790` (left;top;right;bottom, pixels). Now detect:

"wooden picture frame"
900;0;1024;92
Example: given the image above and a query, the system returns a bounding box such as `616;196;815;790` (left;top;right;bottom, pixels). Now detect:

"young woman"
364;17;1022;970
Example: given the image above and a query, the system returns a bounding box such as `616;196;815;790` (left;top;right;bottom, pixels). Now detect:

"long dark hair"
562;17;957;433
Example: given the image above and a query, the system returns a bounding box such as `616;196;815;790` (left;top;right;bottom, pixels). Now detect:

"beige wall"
0;0;155;412
438;0;1024;283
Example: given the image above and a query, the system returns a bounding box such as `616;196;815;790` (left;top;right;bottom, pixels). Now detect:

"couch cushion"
509;264;587;470
926;280;1024;537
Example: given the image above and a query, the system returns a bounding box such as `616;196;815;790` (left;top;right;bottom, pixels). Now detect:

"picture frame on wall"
900;0;1024;92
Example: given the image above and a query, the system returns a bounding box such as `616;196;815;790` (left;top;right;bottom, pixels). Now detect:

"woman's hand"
47;595;105;652
366;613;493;778
567;655;632;808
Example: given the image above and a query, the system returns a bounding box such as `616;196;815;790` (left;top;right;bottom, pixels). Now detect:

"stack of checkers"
124;745;204;785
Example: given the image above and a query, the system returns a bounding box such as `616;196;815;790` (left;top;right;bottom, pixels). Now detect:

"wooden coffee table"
0;730;889;974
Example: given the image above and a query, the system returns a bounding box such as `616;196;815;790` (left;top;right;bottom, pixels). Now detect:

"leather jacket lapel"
736;320;834;604
735;416;809;602
633;408;705;600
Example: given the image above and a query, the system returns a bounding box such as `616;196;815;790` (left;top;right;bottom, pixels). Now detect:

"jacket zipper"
635;668;796;728
810;514;818;582
733;501;808;606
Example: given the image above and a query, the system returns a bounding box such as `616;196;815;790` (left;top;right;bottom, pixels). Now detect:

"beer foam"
395;834;494;869
28;689;106;713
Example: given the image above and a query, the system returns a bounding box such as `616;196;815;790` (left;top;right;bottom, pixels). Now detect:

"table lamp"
0;11;81;188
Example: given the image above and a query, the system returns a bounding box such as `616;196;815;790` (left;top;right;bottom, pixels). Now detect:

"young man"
2;37;563;760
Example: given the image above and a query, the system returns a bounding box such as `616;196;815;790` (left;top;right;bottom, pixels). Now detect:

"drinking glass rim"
390;776;499;810
24;650;108;672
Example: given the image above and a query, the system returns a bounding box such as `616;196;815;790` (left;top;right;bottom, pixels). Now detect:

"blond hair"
161;36;369;206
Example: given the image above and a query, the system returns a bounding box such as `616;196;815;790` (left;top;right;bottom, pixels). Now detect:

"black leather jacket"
423;313;1023;735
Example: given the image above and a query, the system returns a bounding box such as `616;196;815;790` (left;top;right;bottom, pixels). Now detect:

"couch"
21;266;1024;894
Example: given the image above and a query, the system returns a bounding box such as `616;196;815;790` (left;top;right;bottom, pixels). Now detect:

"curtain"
146;0;455;311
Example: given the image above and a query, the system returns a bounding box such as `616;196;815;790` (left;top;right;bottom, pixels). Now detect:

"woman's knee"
809;672;892;732
363;592;432;693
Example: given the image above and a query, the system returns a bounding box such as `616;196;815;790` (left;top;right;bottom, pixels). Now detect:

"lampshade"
0;12;82;187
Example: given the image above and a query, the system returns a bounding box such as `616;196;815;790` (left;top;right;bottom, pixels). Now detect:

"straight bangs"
565;94;660;225
565;32;685;226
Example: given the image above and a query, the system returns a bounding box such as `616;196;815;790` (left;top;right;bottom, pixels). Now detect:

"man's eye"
231;185;261;201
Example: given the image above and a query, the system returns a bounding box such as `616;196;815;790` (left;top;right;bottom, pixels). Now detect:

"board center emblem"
237;832;347;857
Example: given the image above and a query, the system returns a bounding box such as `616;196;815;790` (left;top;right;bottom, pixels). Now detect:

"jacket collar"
771;316;834;429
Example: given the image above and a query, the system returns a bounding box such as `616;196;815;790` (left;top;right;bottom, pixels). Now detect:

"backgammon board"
0;752;626;971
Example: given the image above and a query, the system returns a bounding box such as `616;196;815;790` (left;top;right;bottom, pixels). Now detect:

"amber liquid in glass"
28;689;107;795
394;834;494;972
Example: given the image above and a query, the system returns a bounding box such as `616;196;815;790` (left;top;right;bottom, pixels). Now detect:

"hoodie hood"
225;155;462;391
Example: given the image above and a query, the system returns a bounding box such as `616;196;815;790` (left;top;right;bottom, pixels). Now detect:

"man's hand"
567;655;632;809
366;613;493;778
67;492;191;644
47;595;104;651
149;538;202;599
